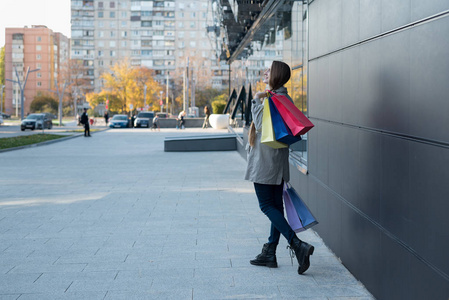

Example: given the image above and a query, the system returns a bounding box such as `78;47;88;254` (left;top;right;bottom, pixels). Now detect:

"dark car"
21;113;53;131
108;114;129;128
134;112;154;128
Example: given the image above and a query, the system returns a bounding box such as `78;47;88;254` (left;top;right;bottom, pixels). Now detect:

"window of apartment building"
110;50;116;57
98;21;104;27
121;11;127;18
98;50;104;57
165;12;174;18
154;1;164;7
190;50;196;56
131;60;141;66
131;11;140;17
155;20;162;26
121;31;127;37
37;72;42;78
165;41;174;47
178;41;185;48
36;54;41;60
98;41;104;47
132;50;140;56
189;41;196;47
84;30;94;36
202;22;207;28
154;60;164;66
99;60;104;66
178;31;184;38
98;12;104;18
190;21;196;28
97;31;103;37
165;31;174;36
154;50;164;56
110;22;116;28
119;1;127;8
133;40;139;46
37;82;42;87
121;21;127;27
121;41;127;47
166;50;173;56
142;21;152;27
110;1;115;8
141;50;152;56
36;45;41;51
178;51;183;57
191;12;196;18
141;40;151;46
178;22;183;28
141;11;151;16
189;32;196;38
154;31;163;36
36;36;41;42
110;12;115;18
202;12;207;18
37;63;41;69
98;1;103;8
179;3;184;9
179;12;184;18
109;41;116;47
110;31;115;37
132;30;140;36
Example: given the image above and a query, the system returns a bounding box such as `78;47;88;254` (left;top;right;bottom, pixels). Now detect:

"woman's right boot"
289;236;314;274
250;243;278;268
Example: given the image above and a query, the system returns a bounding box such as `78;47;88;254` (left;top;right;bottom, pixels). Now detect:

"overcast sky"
0;0;71;47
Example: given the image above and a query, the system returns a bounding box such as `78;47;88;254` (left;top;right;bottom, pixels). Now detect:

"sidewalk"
0;128;374;299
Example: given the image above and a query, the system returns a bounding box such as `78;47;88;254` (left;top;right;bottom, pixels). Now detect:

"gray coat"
244;87;291;185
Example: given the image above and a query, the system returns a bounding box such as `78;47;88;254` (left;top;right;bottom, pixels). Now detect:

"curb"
0;128;110;154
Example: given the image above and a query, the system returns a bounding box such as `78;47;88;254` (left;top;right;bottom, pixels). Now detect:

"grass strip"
0;134;71;150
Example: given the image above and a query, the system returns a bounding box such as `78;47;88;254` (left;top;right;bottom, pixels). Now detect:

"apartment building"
71;0;228;96
4;26;69;117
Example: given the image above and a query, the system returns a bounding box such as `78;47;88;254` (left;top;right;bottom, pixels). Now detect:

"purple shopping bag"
283;183;318;233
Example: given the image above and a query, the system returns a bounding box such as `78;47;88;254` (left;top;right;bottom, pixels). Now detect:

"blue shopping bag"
283;183;318;232
269;98;302;146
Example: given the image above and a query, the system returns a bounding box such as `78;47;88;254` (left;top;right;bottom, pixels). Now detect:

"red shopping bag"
269;92;314;136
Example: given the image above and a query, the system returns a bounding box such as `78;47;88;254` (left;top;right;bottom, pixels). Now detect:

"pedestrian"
202;106;211;129
245;61;314;275
177;111;186;129
80;108;91;137
104;111;109;125
151;115;160;131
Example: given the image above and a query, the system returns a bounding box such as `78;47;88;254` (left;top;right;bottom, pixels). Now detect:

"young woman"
245;61;314;275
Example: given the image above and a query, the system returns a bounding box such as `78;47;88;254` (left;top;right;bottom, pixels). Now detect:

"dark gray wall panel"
308;58;330;120
338;123;359;207
341;0;360;47
327;0;342;55
327;51;343;123
308;0;329;59
359;0;382;40
411;0;449;20
410;17;449;143
381;0;411;32
408;142;449;275
340;47;361;125
379;135;411;242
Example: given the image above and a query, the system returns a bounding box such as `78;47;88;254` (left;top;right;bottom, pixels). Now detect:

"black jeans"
84;123;90;136
254;182;295;245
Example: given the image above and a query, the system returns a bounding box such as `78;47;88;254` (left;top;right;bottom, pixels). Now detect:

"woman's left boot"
289;236;314;274
250;243;278;268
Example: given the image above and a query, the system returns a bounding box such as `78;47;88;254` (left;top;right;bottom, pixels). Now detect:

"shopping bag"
270;92;314;136
261;98;288;149
268;98;302;146
283;182;318;233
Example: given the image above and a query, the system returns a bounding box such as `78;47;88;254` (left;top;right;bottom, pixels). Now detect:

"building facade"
220;0;449;299
70;0;228;97
4;26;69;117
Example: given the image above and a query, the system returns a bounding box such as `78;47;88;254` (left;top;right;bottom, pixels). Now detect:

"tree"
86;91;121;113
30;94;58;114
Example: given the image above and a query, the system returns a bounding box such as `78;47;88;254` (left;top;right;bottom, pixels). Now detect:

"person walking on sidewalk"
80;108;91;137
245;60;314;275
202;105;211;129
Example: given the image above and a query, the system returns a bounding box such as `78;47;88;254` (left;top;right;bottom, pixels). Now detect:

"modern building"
70;0;228;101
217;1;449;299
4;26;69;117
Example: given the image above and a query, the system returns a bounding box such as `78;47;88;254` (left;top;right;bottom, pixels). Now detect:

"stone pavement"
0;128;374;300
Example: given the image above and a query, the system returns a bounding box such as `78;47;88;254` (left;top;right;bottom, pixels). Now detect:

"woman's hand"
254;91;267;99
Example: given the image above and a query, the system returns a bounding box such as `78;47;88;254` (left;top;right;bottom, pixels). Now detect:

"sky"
0;0;71;47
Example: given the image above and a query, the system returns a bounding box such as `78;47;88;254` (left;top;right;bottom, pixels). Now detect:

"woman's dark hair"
269;61;291;91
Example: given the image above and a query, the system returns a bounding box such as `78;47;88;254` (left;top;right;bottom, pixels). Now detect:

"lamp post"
6;66;40;120
50;79;68;127
159;91;163;112
144;85;147;109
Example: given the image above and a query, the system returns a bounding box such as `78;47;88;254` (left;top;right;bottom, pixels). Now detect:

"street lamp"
144;85;147;109
6;66;40;120
159;91;163;112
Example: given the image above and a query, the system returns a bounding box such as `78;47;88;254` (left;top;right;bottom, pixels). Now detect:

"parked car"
20;113;53;131
0;115;3;126
156;112;168;119
108;114;129;128
134;111;154;128
1;112;11;119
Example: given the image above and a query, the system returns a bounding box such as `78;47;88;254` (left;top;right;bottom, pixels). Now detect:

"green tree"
30;94;58;114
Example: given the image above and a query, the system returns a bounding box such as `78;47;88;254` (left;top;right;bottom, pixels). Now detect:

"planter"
209;114;229;129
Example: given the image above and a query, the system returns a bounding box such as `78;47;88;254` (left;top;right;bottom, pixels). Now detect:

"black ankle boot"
250;243;278;268
289;236;314;274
